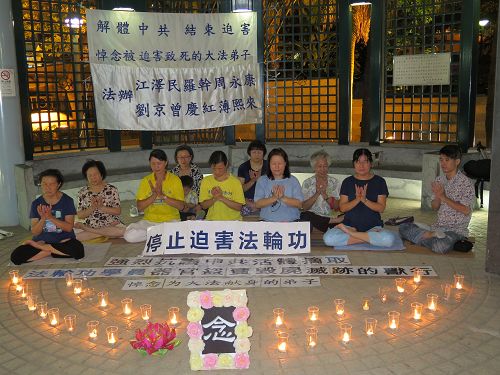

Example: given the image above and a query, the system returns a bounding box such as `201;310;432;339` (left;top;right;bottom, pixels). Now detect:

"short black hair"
439;145;462;160
208;150;228;166
267;148;291;179
149;149;168;162
174;144;194;163
82;159;107;179
38;169;64;188
352;148;373;165
180;175;194;188
247;140;267;156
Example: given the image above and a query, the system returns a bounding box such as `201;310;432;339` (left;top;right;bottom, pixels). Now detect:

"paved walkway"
1;198;499;375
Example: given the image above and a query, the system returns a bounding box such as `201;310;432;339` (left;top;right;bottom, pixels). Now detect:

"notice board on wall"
393;53;451;86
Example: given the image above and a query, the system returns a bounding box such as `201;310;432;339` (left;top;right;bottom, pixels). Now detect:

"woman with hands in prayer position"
254;148;304;222
323;148;396;247
10;169;84;265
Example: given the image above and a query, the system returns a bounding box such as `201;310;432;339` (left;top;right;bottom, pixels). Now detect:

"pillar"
0;0;25;226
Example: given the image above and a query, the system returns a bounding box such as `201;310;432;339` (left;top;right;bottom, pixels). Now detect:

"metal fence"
21;0;106;153
384;0;462;143
263;0;338;142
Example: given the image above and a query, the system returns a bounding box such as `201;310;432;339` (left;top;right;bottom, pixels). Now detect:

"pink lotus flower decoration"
187;322;203;339
130;322;181;356
233;307;250;322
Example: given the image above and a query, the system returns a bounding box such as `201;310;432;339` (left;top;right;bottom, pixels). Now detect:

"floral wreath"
187;289;252;371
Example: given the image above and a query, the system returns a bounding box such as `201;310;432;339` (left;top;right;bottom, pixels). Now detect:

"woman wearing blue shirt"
11;169;84;264
254;148;303;221
323;149;395;247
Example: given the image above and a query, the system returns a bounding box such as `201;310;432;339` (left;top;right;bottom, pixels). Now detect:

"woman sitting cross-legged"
124;149;185;243
199;151;246;220
74;160;125;241
323;148;396;247
300;149;343;232
254;148;304;222
11;169;84;265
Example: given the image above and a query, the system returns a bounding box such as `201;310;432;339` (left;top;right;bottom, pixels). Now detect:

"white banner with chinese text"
143;221;311;256
86;9;261;130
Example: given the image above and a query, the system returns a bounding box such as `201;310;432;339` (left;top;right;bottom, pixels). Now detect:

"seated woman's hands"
355;184;368;203
272;185;284;200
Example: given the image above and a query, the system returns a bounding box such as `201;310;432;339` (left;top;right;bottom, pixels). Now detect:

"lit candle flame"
16;284;23;292
74;287;82;295
342;332;350;343
66;281;73;287
100;298;107;308
456;282;462;290
363;301;369;311
50;318;58;326
308;337;316;348
28;304;36;311
124;305;131;315
170;313;178;325
12;276;19;285
278;342;287;352
389;319;397;329
336;308;344;316
275;315;283;327
89;329;97;338
397;286;405;293
108;333;116;344
413;311;421;320
414;274;421;284
40;312;47;319
366;328;374;336
381;295;387;303
428;301;436;311
310;312;317;321
142;312;149;321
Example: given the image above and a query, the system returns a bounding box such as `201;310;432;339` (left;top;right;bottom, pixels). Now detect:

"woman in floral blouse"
170;144;204;196
74;160;125;240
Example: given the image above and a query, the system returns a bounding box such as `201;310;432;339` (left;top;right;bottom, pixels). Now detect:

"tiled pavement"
1;198;499;375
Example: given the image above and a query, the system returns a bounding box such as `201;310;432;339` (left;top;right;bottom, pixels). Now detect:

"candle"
413;268;422;284
411;302;423;320
27;294;37;312
362;298;370;311
64;272;73;287
168;307;180;327
365;318;377;336
273;308;285;328
334;299;345;317
140;304;152;321
427;293;438;311
308;306;319;322
379;287;388;303
106;326;118;345
48;308;59;327
37;301;48;319
64;314;76;333
87;320;99;340
395;278;406;293
73;279;82;296
9;270;20;285
454;274;464;290
305;327;317;349
340;323;352;344
121;298;133;316
20;282;29;299
388;311;400;330
15;279;23;293
277;332;288;352
442;283;452;301
97;291;108;308
84;287;95;301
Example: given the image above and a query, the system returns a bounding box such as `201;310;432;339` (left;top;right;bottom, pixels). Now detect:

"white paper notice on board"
393;53;451;86
0;69;16;96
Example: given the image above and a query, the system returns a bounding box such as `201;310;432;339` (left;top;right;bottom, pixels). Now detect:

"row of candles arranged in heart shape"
273;269;466;352
8;270;181;346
